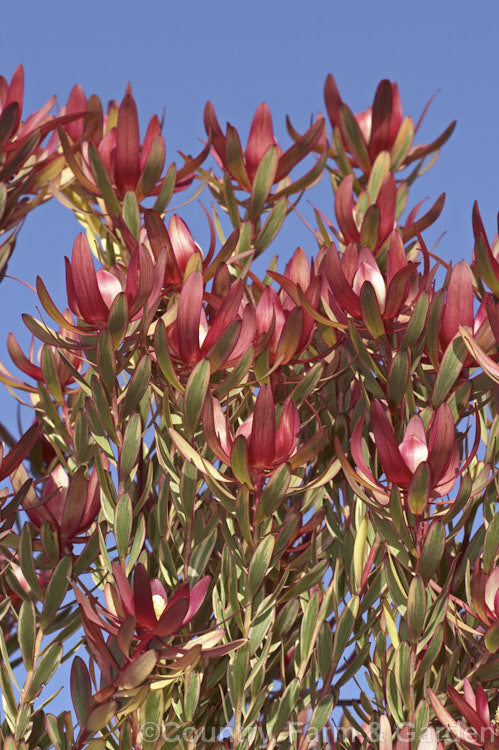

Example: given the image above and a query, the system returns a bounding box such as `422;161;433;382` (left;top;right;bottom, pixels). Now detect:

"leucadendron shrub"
0;66;498;750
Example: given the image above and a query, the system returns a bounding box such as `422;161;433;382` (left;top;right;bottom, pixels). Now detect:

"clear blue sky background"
0;0;498;726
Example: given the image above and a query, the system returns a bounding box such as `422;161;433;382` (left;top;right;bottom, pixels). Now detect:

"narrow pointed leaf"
41;557;72;629
184;359;210;438
249;144;278;221
18;600;36;671
248;535;275;598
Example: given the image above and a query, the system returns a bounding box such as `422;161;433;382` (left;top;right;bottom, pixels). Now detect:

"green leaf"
127;514;146;575
418;522;445;583
425;291;444;368
0;662;18;726
71;656;91;729
73;529;100;577
206;319;241;371
390;117;414;170
20;525;44;601
139;690;164;750
116;651;157;689
85;701;118;733
88;143;121;215
248;535;275;598
90;375;118;444
154;319;184;393
123;191;140;239
271;678;300;738
254;198;287;252
300;592;320;665
407;575;426;642
249;145;278;221
485;620;499;652
231;434;252;487
401;293;428;350
332;596;359;667
119;412;142;481
231;643;249;703
236;485;253;545
387;350;410;406
339;104;371;173
360;205;380;252
184;359;210;438
317;621;333;681
290;363;323;405
352;514;369;590
367;152;391;202
256;463;291;522
484;514;499;572
120;356;151;419
107;292;129;347
432;337;468;408
282;560;329;601
188;527;217;582
214;345;253;399
153;162;177;214
27;643;62;701
40;346;64;403
394;641;411;710
115;493;133;561
18;600;36;671
309;695;335;736
184;670;201;722
97;329;116;394
407;462;430;515
41;557;72;630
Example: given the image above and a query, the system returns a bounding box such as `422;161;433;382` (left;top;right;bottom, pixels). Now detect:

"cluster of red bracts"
65;233;166;330
0;65;83;277
324;73;455;179
74;562;212;680
204;100;326;197
429;680;499;749
60;84;205;205
167;261;318;370
351;400;477;511
16;464;101;551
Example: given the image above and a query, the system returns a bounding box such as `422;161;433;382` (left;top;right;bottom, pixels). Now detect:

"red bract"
253;283;317;365
323;231;418;328
204;100;325;193
167;270;255;367
144;209;215;288
352;402;468;506
471;563;499;651
372;401;462;498
77;561;210;644
472;201;499;298
60;86;208;207
0;66;76;276
433;261;495;368
65;233;165;329
5;315;82;398
324;74;455;177
0;422;41;483
204;385;323;480
334;173;396;255
21;464;100;550
429;681;499;749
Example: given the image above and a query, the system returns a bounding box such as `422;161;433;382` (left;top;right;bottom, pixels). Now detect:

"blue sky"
0;0;498;727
